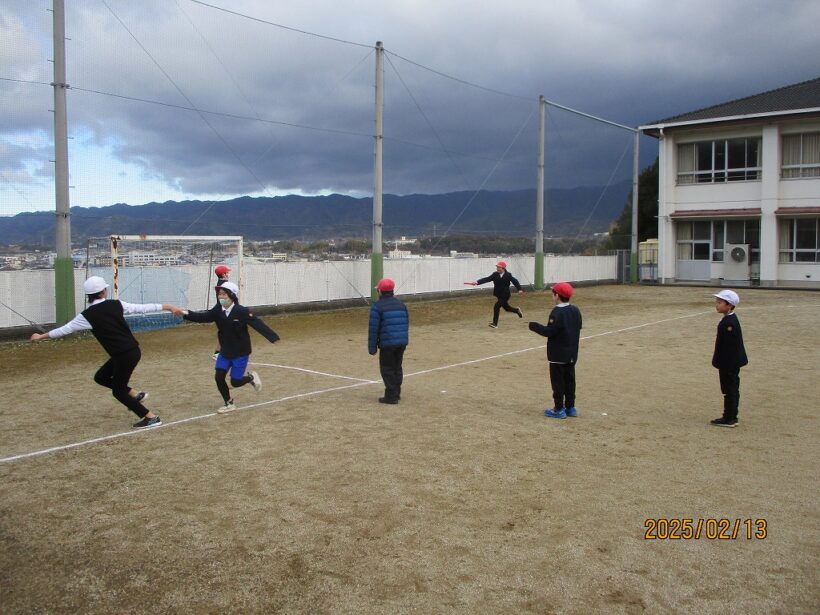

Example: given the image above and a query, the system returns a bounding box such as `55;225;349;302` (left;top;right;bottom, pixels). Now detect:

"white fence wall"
0;255;616;329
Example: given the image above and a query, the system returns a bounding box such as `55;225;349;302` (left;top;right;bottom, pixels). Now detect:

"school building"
640;77;820;288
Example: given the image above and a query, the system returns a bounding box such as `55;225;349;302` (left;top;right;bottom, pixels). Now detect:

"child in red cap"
211;265;231;360
528;282;583;419
368;278;409;404
465;261;524;328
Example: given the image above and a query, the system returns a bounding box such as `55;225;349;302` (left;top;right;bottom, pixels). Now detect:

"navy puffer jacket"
368;292;409;354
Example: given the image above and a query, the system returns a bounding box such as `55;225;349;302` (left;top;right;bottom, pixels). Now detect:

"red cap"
214;265;231;276
551;282;574;298
376;278;395;292
496;261;507;269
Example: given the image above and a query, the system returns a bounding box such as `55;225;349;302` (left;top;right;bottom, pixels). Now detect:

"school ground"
1;285;818;614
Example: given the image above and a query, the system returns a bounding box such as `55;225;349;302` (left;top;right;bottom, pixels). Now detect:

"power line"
185;0;372;49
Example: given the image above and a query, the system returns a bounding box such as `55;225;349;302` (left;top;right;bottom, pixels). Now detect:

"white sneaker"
250;371;262;392
217;400;236;414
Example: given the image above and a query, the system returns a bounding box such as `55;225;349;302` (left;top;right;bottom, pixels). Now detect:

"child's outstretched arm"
248;314;280;343
182;306;218;323
30;313;92;341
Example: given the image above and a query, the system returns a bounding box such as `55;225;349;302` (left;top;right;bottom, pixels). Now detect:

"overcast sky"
2;0;819;217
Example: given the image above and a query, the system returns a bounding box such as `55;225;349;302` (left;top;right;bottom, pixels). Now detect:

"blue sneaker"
565;407;578;417
544;408;567;419
133;415;161;429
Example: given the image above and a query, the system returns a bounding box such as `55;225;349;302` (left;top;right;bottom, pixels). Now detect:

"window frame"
676;221;712;261
677;137;762;185
781;132;820;179
779;217;820;263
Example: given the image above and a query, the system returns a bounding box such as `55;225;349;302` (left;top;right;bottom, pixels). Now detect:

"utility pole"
630;130;640;282
52;0;75;323
535;95;545;290
371;41;384;300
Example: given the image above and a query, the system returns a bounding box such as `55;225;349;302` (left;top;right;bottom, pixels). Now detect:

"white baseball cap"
83;276;109;295
713;289;740;306
216;281;240;296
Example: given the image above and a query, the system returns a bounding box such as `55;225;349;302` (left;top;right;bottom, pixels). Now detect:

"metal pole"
52;0;75;323
630;130;640;283
535;95;545;290
371;41;384;300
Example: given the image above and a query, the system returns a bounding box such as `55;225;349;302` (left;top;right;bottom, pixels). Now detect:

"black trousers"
492;294;518;325
94;347;149;418
379;345;406;401
549;362;576;410
718;368;741;421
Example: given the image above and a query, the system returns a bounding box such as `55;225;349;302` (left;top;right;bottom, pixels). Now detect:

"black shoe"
133;416;162;429
517;308;523;318
710;417;737;428
488;322;498;328
135;391;149;403
378;397;399;405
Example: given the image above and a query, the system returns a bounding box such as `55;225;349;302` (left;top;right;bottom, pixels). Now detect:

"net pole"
535;95;546;290
52;0;75;323
370;41;384;301
630;131;640;283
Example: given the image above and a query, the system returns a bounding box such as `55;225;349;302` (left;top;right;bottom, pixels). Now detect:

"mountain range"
0;181;631;246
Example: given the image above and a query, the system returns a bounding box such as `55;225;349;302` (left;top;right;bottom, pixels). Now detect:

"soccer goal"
85;235;243;331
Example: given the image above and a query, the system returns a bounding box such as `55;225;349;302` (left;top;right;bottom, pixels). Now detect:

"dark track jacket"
368;291;409;354
528;303;583;364
712;312;748;370
476;271;522;297
184;303;279;359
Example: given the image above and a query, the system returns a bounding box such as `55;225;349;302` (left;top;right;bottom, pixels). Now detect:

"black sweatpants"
492;293;519;325
549;362;576;411
379;345;406;402
93;347;149;418
718;367;741;421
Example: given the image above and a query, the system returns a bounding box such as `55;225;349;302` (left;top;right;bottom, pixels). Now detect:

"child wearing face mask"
182;281;280;413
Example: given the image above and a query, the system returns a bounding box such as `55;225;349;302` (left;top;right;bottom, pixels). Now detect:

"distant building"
640;77;820;288
388;249;418;259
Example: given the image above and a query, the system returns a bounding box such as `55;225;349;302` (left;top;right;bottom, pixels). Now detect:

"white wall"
0;255;617;329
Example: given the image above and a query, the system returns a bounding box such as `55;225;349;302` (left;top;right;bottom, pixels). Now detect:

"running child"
29;276;183;428
182;281;279;413
465;261;524;328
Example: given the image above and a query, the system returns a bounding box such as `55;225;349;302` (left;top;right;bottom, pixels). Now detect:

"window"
782;133;820;178
676;221;711;260
711;219;760;262
677;138;761;184
779;218;820;262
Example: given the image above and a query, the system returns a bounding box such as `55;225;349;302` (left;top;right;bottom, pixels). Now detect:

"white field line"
0;307;765;465
250;362;379;383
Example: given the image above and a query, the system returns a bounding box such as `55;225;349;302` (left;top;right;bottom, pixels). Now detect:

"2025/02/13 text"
643;518;767;540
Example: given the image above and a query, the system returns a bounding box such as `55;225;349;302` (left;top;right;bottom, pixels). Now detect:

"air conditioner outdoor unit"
723;243;750;281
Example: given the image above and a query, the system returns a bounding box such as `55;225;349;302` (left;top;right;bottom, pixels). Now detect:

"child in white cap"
710;289;748;428
182;282;279;413
29;276;184;428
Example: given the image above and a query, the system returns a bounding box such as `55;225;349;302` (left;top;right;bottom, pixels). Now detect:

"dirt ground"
1;284;818;614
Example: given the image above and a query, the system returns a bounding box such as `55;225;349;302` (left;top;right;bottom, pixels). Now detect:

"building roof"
641;77;820;134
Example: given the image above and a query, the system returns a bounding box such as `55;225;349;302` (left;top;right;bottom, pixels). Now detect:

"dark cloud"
2;0;819;214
